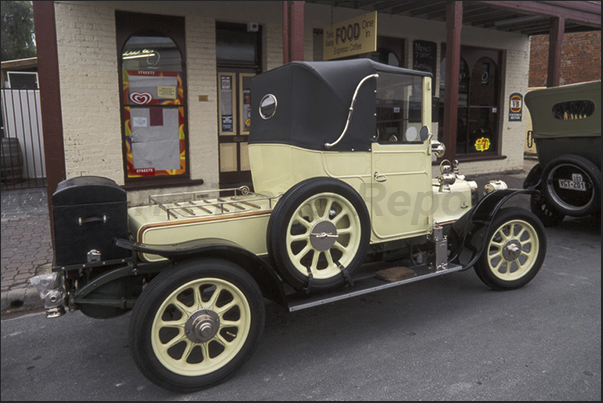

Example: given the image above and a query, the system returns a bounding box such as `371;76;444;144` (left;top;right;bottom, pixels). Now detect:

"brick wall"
264;23;283;71
529;31;601;87
184;16;219;188
54;2;123;183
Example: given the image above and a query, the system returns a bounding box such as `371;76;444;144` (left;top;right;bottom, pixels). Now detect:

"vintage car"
524;80;601;226
30;59;547;393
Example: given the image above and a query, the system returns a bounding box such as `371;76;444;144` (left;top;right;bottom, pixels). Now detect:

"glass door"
217;71;255;187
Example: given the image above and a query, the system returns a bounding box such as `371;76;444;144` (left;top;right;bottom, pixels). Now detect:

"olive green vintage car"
31;60;547;392
524;80;601;226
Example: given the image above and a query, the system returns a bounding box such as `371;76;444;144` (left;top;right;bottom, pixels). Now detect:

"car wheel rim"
151;278;251;377
486;219;539;281
286;192;361;280
547;164;595;212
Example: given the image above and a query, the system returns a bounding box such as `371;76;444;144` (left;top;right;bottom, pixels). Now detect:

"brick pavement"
1;187;53;311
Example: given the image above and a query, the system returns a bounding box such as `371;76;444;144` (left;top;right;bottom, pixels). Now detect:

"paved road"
2;213;600;401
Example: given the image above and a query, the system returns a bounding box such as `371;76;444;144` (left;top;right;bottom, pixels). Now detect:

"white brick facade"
54;1;531;205
55;2;122;182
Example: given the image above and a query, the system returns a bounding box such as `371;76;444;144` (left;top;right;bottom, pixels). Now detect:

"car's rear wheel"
129;259;265;393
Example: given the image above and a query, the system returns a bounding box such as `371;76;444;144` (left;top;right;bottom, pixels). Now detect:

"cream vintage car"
31;59;547;393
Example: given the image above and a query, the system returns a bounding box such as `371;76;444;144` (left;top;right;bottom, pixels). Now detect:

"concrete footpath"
0;159;537;313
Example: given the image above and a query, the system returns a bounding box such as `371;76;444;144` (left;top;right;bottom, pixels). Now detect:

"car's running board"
286;263;464;312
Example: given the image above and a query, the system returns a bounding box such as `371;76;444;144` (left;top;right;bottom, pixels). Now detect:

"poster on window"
124;106;186;177
123;70;183;105
243;91;251;132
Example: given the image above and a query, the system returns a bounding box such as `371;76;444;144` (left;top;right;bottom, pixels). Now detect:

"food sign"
323;11;377;60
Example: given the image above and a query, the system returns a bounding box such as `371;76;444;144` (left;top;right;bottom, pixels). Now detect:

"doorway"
216;22;261;188
217;70;255;187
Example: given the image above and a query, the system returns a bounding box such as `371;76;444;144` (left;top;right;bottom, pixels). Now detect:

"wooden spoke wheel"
474;208;547;291
268;177;370;293
129;259;265;392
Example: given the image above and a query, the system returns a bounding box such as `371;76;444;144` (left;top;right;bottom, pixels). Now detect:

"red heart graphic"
130;92;153;104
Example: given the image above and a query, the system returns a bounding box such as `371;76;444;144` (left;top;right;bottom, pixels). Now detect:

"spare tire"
542;154;601;217
267;177;370;294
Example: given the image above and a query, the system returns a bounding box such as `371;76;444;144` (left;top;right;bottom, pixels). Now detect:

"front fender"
523;163;543;190
448;188;538;268
115;237;286;307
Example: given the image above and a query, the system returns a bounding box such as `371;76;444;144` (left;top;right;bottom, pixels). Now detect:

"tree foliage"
1;1;36;61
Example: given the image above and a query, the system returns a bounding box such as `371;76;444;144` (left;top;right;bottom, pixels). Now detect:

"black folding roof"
249;59;431;152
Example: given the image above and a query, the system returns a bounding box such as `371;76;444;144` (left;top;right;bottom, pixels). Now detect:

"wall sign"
508;93;523;121
323;11;377;60
412;40;437;75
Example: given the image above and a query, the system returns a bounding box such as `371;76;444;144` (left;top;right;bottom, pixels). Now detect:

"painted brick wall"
184;16;219;188
529;31;601;87
264;22;283;72
54;2;123;183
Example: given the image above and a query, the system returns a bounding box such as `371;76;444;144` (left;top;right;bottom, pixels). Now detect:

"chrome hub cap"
185;309;220;343
285;192;361;280
502;239;522;261
310;221;338;251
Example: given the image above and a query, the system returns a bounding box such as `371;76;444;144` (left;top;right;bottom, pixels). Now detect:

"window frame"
116;11;198;189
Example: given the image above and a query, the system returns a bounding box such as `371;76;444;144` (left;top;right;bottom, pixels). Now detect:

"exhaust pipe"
28;272;66;318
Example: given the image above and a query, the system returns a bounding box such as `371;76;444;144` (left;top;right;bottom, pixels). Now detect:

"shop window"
116;12;188;184
439;45;501;157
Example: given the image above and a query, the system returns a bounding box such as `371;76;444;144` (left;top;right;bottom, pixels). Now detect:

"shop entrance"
216;21;261;189
217;71;255;187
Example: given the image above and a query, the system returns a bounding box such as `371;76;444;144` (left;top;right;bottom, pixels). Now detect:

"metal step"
286;263;464;312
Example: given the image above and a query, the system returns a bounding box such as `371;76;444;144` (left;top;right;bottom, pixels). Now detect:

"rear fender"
448;189;538;268
115;237;286;307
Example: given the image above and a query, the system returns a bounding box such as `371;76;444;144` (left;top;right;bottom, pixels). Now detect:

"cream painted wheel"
150;277;251;376
475;208;546;290
268;177;370;293
486;220;539;281
130;259;265;392
286;192;362;280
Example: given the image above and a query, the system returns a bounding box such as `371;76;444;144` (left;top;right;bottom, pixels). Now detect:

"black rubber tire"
529;193;565;227
267;177;370;294
474;208;547;291
129;258;265;393
541;154;601;217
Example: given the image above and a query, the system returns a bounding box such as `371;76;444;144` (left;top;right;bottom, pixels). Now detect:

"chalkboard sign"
413;40;437;75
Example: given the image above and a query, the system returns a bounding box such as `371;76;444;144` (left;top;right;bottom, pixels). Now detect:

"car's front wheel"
474;208;546;291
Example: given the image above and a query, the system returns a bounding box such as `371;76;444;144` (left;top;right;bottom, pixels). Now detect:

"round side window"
259;94;277;119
